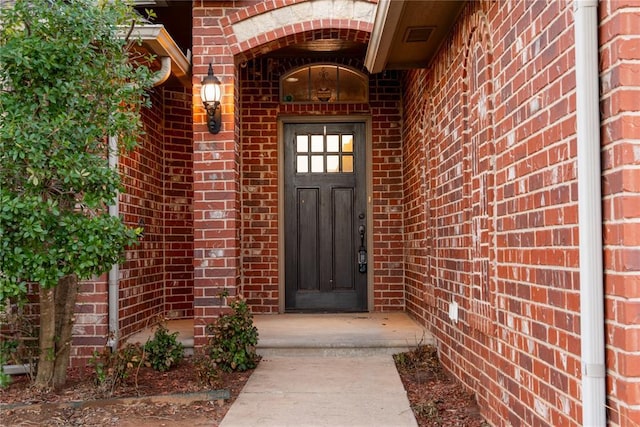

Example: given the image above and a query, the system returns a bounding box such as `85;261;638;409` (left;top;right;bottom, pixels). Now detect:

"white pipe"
151;56;171;87
574;1;606;425
107;135;120;350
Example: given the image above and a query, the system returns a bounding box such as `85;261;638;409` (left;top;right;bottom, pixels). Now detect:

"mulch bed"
0;357;253;426
2;346;487;427
395;345;488;427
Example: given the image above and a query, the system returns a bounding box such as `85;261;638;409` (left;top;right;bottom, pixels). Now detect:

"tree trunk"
34;274;79;390
52;274;78;389
35;287;56;389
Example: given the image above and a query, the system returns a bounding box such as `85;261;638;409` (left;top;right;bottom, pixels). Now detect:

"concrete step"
127;312;433;359
253;312;434;358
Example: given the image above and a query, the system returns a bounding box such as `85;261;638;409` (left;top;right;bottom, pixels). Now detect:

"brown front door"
284;122;367;311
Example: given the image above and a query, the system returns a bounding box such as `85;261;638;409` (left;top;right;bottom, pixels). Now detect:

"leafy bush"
205;298;259;372
144;323;184;372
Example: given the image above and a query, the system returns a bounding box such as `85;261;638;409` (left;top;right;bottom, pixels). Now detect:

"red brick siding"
403;75;430;321
403;1;583;425
239;57;279;312
118;89;166;339
70;277;110;366
370;75;405;310
163;87;195;319
192;2;243;344
70;86;193;364
600;2;640;425
404;1;640;425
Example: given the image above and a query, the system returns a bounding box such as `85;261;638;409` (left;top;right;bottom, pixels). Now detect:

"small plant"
192;348;220;388
0;339;17;388
394;343;444;383
205;297;259;372
88;343;144;397
144;323;184;372
412;399;440;420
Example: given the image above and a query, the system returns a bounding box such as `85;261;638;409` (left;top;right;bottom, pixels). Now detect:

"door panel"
332;188;354;290
284;122;367;311
297;188;319;291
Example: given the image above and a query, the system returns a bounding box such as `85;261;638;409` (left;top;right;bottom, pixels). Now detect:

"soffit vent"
403;26;434;43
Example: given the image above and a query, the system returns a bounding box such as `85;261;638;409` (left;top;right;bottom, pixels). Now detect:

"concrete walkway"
220;313;433;427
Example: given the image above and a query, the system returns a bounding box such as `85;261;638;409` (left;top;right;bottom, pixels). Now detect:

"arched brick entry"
191;0;380;343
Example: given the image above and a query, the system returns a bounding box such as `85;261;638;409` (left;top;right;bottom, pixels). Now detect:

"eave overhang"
365;0;465;73
126;24;191;86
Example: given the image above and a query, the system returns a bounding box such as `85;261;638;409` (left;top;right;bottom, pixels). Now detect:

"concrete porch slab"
125;312;433;357
254;312;433;357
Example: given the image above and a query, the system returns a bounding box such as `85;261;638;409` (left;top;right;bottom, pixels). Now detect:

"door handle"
358;225;367;273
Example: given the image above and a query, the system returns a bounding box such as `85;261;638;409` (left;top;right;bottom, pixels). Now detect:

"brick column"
192;9;240;344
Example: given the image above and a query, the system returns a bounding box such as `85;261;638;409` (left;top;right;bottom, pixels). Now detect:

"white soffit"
365;0;465;74
126;24;191;86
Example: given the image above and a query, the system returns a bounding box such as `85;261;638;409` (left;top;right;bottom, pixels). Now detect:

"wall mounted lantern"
200;63;222;134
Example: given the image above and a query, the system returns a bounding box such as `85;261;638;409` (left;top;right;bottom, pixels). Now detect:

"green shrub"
144;323;184;372
205;298;259;372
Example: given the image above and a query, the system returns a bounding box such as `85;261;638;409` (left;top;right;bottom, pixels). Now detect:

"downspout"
107;136;120;350
106;57;172;351
574;1;606;425
150;57;172;87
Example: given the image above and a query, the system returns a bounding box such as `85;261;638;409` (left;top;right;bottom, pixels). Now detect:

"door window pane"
342;135;353;152
327;155;340;173
311;135;324;152
311;155;324;173
297;135;309;152
342;155;353;173
327;135;340;152
297;155;308;173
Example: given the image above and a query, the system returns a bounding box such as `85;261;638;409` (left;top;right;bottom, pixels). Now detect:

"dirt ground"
1;347;486;427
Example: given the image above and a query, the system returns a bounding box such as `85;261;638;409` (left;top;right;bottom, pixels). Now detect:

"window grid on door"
295;133;354;174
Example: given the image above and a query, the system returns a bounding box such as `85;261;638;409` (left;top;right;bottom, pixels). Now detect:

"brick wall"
403;1;640;425
239;55;404;313
600;2;640;425
119;86;194;338
163;87;195;319
70;86;193;364
118;88;166;339
71;277;110;365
